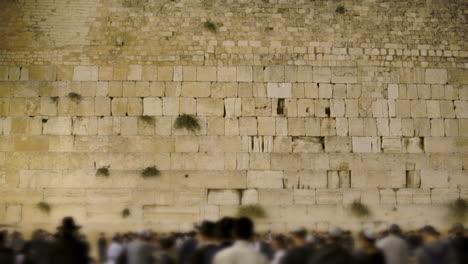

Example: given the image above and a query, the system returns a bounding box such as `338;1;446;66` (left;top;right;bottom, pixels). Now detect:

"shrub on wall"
96;166;110;177
349;200;370;218
141;166;160;178
67;92;82;102
237;204;267;219
122;208;130;218
37;202;51;214
336;5;346;14
139;115;155;124
174;114;201;133
203;21;217;33
448;198;467;222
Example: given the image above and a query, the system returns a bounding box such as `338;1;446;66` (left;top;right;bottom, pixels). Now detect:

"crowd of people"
0;216;467;264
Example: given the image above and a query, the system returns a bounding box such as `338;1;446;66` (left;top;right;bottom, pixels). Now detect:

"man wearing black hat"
48;217;89;264
190;221;219;264
280;227;314;264
414;225;458;264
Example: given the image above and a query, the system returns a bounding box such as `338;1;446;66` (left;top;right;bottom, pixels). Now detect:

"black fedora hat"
57;217;81;232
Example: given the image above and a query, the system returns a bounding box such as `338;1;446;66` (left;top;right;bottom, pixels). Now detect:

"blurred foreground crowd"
0;216;467;264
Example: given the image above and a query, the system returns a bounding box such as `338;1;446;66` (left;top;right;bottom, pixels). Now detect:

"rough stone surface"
0;0;466;235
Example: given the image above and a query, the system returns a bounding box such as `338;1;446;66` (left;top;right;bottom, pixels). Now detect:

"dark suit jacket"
47;235;88;264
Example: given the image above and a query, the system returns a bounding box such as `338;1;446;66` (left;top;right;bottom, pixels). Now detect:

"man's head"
419;225;440;242
233;217;254;241
196;221;217;241
358;229;377;248
271;234;287;251
327;226;344;244
388;224;402;235
290;227;307;246
216;217;236;242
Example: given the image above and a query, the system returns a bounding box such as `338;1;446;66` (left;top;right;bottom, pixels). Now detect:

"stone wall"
0;0;467;233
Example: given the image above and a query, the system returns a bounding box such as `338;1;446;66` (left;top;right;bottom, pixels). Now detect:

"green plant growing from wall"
122;208;130;218
174;114;201;133
96;166;110;177
448;198;467;222
37;202;51;215
336;5;346;14
50;96;59;104
141;166;160;178
203;21;217;33
67;92;82;102
237;204;267;219
139;115;155;124
349;200;370;218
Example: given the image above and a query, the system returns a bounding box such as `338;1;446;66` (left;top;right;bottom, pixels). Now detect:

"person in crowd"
106;235;123;264
280;227;314;264
125;231;154;264
177;231;197;264
22;229;50;264
254;233;273;260
213;217;268;264
47;217;89;264
447;223;467;264
0;231;15;264
309;226;353;264
376;224;409;264
10;231;25;254
354;230;386;264
270;235;287;264
157;238;177;264
98;232;108;264
215;217;236;250
414;225;458;264
190;221;219;264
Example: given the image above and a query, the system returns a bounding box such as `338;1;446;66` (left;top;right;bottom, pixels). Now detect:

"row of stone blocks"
1;134;468;153
0;187;465;229
1;96;468;119
1;80;466;100
0;65;461;85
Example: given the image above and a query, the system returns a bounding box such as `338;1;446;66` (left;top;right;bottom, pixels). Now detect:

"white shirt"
214;240;268;264
376;234;409;264
271;250;285;264
106;242;124;264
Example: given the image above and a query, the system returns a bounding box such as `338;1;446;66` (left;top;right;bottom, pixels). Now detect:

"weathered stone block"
73;66;98;81
247;171;283;188
208;190;240;205
197;99;224;116
267;83;292;98
425;69;447;84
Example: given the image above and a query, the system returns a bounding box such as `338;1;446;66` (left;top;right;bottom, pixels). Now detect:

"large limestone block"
197;99;224;116
425;69;448;84
175;136;199;152
352;137;381;153
293;190;316;205
271;153;302;170
195;66;216;81
258;189;292;205
239;117;258;135
313;67;331;83
182;82;211;97
241;189;258;204
382;137;402;153
247;171;283;188
237;66;253;82
420;170;449;188
4;205;22;223
316;189;343;204
292;137;324;153
143;205;199;223
264;66;284;82
43;117;72;135
325;136;352;153
297;66;313;83
14;136;49;152
185;171;247;189
184;153;225;170
143;97;162;116
208;190;240;205
332;67;357;83
454;101;468;118
217;67;237;82
425;137;468;153
351;170;406;188
267;83;292;98
431;188;459;204
73;66;98;81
